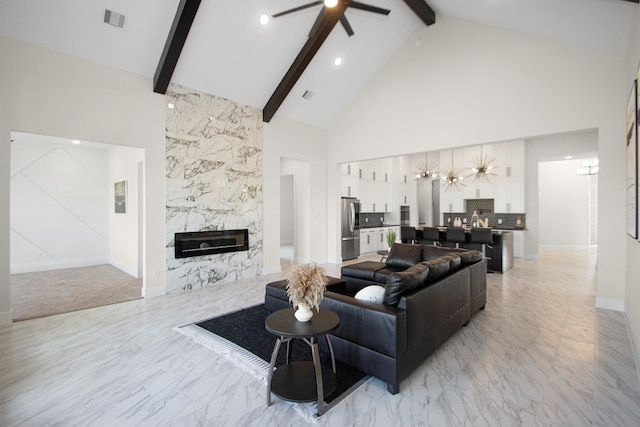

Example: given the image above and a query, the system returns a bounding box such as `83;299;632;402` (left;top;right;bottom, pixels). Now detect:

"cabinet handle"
367;235;370;244
404;175;407;183
373;203;376;212
380;234;383;243
385;203;388;212
359;169;362;179
347;164;351;175
348;186;351;197
404;196;407;204
385;173;388;182
373;171;376;181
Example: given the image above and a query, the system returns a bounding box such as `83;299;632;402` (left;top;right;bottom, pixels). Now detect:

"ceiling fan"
272;0;391;37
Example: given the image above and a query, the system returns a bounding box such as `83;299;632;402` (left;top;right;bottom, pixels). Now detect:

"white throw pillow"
354;285;386;304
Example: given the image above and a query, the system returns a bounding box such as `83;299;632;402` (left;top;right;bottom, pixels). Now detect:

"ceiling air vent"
302;90;314;100
104;9;126;29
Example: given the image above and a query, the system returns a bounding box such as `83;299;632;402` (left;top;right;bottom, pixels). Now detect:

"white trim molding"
142;286;165;298
0;310;13;327
595;297;625;312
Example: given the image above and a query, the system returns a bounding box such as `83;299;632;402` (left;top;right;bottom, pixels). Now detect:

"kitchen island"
415;226;513;273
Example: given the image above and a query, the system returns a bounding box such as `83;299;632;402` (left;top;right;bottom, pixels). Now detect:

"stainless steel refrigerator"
341;197;361;260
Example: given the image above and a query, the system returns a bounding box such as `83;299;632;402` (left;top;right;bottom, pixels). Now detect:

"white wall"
263;117;328;273
624;3;640;376
280;175;294;245
10;135;109;273
109;145;144;277
327;16;625;313
0;35;166;325
538;159;593;250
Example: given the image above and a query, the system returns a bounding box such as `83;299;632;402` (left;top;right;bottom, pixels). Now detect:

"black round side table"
265;308;340;416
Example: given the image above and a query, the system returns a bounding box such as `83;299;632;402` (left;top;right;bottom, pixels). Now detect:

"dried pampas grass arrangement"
286;263;328;310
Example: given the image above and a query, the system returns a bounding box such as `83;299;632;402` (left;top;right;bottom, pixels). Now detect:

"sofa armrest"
320;291;406;358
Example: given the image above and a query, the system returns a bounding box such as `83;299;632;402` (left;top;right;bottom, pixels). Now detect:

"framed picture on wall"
626;80;637;238
114;180;127;214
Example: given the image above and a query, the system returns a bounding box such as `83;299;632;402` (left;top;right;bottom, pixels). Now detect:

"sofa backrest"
383;263;430;306
386;243;423;269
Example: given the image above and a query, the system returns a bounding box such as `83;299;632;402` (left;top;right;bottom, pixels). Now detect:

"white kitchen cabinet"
492;176;524;213
340;161;360;177
377;158;393;183
440;187;464;213
512;230;525;258
340;175;359;198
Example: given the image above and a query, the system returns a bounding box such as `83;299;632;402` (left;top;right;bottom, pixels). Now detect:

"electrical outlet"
152;270;159;278
498;218;503;225
36;252;42;260
365;218;368;222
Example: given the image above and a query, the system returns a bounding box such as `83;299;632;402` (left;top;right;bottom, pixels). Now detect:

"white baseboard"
595;297;625;312
10;257;109;274
0;310;13;327
539;245;590;251
109;258;138;277
623;312;640;393
261;264;282;275
142;286;165;298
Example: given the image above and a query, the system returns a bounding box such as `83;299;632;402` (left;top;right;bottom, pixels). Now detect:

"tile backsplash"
442;212;526;229
360;212;386;228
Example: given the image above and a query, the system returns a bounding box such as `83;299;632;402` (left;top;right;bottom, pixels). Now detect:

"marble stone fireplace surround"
165;85;263;294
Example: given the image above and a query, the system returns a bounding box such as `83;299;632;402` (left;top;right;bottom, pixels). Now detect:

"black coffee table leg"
311;338;326;416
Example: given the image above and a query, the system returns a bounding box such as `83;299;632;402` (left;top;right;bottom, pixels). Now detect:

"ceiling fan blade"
340;15;354;37
272;1;323;18
350;1;391;15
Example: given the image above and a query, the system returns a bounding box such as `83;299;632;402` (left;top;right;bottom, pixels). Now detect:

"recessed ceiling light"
168;103;175;109
72;140;81;145
565;155;573;160
259;14;270;26
333;56;343;67
324;0;338;7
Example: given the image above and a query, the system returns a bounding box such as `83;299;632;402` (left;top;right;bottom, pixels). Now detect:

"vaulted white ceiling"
0;0;635;129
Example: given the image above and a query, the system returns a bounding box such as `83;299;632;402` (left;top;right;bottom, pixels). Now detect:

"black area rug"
195;304;369;408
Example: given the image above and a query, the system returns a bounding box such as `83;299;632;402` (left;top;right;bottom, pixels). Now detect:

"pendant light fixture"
441;149;465;192
469;145;497;183
414;152;438;186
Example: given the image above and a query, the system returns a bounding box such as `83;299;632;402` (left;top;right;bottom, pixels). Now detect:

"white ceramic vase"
294;303;313;322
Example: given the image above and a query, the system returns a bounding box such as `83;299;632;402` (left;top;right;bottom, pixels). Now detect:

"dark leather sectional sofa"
264;243;487;394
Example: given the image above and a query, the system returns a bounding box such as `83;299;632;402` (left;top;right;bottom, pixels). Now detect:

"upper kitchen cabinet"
340;161;359;177
377;158;393;183
340;175;359;198
494;140;525;178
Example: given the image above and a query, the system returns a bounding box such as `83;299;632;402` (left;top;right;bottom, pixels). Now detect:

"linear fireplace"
174;229;249;259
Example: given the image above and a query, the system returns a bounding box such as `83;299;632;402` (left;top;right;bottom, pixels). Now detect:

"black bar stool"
446;227;466;248
400;226;416;244
422;227;441;246
470;228;494;259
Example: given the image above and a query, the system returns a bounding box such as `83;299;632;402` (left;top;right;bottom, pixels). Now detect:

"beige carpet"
11;264;142;321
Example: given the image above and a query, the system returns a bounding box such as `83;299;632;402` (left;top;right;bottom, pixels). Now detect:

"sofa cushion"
439;247;483;266
420;258;451;283
372;266;406;284
441;254;462;271
383;263;430;306
386;243;423;269
341;261;386;281
422;245;458;261
354;285;386;304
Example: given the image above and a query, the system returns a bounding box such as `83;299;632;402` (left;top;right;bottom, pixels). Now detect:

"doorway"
9;131;144;320
280;158;312;270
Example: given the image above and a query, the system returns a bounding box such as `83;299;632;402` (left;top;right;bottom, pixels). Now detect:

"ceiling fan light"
324;0;339;7
259;14;270;26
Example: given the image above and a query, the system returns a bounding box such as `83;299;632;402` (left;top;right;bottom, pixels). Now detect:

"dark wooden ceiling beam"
263;1;350;122
153;0;201;94
402;0;436;26
622;0;639;3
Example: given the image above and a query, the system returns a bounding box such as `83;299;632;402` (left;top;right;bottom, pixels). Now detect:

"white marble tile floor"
1;250;639;426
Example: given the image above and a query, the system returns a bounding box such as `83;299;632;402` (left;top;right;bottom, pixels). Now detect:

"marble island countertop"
360;223;401;229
